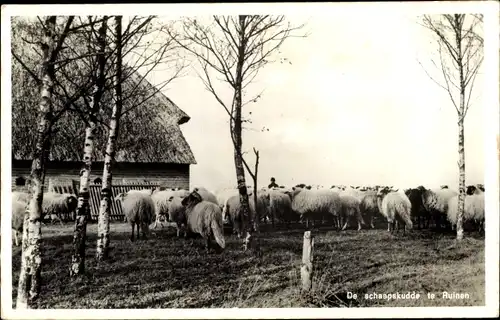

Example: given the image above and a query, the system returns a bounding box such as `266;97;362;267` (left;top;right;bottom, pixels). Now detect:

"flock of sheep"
10;182;486;252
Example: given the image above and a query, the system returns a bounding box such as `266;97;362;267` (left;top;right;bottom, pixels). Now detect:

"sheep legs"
14;231;19;246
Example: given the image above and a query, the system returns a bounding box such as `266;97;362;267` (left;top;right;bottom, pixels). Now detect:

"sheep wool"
377;190;413;233
290;187;342;228
168;196;188;237
359;191;380;229
117;192;155;241
338;192;364;231
193;187;219;205
268;189;297;225
224;194;258;238
42;192;78;225
12;200;26;246
181;190;225;252
447;193;485;229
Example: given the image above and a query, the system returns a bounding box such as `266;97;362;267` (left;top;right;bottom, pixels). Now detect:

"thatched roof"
12;68;197;165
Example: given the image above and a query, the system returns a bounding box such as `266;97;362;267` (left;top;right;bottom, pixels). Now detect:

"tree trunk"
16;16;57;309
455;14;466;241
232;15;257;253
70;17;108;274
96;15;123;261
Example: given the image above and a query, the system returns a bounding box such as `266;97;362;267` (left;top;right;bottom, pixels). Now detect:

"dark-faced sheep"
41;192;78;225
419;186;458;231
116;191;155;241
404;187;429;229
376;188;413;234
181;190;225;253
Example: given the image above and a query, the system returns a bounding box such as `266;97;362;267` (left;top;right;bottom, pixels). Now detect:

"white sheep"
224;193;265;238
359;191;380;229
116;191;155;241
12;200;26;246
338;191;365;231
267;189;298;227
419;186;458;231
41;192;78;225
181;190;225;253
447;193;485;232
167;196;187;237
376;187;413;234
289;187;342;229
192;187;219;205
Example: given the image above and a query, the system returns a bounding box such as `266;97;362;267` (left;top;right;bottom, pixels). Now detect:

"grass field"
11;221;485;308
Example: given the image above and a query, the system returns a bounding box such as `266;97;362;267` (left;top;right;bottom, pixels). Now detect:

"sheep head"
376;187;391;199
466;185;477;195
115;193;126;202
181;190;202;207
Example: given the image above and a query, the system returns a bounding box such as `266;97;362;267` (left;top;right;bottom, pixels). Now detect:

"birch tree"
420;14;483;240
173;16;304;253
16;15;74;309
70;16;109;276
96;15;123;261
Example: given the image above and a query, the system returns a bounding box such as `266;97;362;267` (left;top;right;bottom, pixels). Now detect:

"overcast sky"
3;5;489;193
144;13;485;192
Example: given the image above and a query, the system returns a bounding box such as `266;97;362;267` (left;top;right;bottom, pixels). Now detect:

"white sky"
145;13;486;192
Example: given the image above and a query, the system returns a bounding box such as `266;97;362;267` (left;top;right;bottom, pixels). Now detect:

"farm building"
11;71;197;194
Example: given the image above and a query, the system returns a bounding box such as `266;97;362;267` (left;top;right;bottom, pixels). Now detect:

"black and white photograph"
1;2;499;319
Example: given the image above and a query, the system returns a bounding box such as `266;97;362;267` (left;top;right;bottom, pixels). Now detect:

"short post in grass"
301;230;314;292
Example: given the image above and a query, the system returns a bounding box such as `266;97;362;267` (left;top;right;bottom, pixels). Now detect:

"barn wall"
11;161;191;191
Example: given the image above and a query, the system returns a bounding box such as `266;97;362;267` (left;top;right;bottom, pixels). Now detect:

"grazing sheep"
359;191;380;229
404;187;430;229
289;187;342;229
419;186;458;231
41;192;78;225
447;193;485;232
338;192;364;231
149;188;190;228
215;187;253;211
267;189;297;227
116;191;155;241
12;200;26;246
181;190;225;253
376;188;413;234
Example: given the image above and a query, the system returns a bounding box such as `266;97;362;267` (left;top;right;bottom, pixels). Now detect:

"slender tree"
70;16;109;276
96;15;124;260
173;15;304;252
419;14;483;240
16;15;74;309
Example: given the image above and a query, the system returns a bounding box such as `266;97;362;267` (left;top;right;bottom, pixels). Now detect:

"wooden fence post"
301;230;314;292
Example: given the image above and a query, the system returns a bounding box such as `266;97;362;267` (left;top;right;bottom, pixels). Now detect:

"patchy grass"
11;222;485;308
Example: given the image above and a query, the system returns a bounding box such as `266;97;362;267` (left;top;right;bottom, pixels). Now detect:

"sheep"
338;192;365;231
376;187;413;234
192;187;219;205
12;191;30;204
267;189;298;227
359;191;381;229
181;190;225;253
12;200;26;246
466;184;484;195
41;192;78;225
289;187;342;229
404;187;430;229
215;187;253;211
116;191;155;241
167;196;188;237
224;194;259;238
447;193;485;232
419;186;458;231
149;188;190;228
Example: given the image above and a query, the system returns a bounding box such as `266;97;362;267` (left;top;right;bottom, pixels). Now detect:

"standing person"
268;177;279;189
